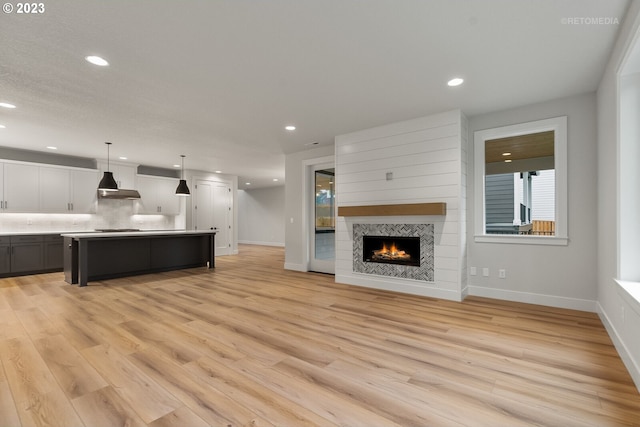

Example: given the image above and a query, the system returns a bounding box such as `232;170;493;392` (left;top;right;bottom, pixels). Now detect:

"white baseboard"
335;274;463;301
238;240;285;247
597;301;640;393
284;263;307;272
467;286;597;312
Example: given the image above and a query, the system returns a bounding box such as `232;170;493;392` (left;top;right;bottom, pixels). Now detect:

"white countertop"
61;230;216;239
0;231;83;236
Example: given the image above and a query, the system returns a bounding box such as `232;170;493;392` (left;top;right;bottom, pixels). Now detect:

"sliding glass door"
309;166;335;273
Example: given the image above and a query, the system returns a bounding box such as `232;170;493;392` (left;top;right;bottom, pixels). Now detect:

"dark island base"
64;233;215;287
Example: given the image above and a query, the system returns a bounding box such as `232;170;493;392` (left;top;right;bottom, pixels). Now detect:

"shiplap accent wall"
335;110;467;301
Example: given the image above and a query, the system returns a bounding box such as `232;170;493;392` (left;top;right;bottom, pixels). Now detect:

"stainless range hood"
97;189;141;199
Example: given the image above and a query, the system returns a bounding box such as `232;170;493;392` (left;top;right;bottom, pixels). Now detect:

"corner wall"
284;145;335;271
238;186;285;246
466;93;598;311
597;0;640;390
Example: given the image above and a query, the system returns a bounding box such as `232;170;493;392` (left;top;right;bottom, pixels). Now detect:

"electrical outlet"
470;266;477;276
482;267;489;277
499;269;506;279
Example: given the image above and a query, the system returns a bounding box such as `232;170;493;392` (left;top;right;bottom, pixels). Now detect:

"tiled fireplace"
353;223;434;281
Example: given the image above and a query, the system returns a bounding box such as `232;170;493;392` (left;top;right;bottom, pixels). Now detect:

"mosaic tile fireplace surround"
353;223;434;281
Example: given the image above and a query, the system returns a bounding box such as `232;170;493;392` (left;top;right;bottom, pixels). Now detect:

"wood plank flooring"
1;244;639;426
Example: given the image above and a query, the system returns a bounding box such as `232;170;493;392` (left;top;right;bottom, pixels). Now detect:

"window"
474;116;568;245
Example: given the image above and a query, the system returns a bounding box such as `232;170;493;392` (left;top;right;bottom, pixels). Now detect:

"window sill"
615;279;640;317
474;235;569;246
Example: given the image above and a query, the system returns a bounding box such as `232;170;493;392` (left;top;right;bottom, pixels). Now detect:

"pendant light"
175;154;191;196
98;142;118;191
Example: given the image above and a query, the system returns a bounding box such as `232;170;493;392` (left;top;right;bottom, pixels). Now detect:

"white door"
212;183;231;255
308;165;335;274
194;180;232;255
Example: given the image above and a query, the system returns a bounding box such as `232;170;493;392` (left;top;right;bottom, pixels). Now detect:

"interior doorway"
194;179;232;256
308;165;335;274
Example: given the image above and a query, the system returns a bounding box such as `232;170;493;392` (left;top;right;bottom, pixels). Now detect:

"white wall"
238;186;285;246
467;92;598;311
597;0;640;390
334;110;466;301
284;144;335;271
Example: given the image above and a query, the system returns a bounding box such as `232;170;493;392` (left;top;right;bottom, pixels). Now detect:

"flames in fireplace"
372;242;411;262
363;235;420;267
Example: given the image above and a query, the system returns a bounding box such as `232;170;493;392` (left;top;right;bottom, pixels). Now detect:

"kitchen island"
62;230;216;287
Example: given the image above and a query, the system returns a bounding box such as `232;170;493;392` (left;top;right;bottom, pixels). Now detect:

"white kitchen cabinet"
97;161;136;189
136;175;180;215
71;169;99;213
2;163;40;212
39;166;98;213
40;166;71;212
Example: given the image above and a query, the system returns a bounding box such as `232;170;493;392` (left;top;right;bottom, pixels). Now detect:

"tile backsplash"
0;199;179;233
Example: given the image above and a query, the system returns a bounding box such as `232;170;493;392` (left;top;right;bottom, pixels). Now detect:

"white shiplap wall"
335;110;466;301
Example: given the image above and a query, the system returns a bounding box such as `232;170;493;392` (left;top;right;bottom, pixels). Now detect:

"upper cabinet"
39;166;71;213
71;169;99;213
97;161;136;189
136;175;180;215
39;166;99;214
2;163;40;212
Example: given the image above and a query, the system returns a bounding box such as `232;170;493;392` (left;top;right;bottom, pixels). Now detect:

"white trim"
474;116;568;243
615;279;640;316
467;285;596;312
597;301;640;393
238;240;285;247
336;273;463;302
284;262;307;272
474;235;568;246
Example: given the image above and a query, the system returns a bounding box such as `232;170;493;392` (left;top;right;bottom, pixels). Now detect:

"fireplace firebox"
363;235;420;267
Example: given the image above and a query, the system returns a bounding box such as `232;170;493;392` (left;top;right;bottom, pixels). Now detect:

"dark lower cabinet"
0;238;10;274
44;235;64;270
0;234;63;277
10;235;44;273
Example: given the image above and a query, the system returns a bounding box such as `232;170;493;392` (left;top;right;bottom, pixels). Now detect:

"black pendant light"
98;142;118;191
175;154;191;196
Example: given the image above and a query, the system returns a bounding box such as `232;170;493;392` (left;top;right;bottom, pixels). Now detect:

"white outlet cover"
482;268;489;277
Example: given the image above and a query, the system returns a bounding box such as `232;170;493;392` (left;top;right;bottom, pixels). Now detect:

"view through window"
484;131;556;235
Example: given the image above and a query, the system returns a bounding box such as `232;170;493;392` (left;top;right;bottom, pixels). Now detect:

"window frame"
473;116;568;245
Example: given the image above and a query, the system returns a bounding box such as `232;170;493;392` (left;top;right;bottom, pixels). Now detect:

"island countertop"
61;229;216;239
63;230;216;286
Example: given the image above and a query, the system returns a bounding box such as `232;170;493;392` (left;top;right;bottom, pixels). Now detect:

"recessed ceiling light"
46;146;57;150
245;182;251;185
285;125;296;131
505;159;512;163
85;55;109;66
215;170;222;174
0;124;5;129
447;77;464;87
273;178;279;182
173;164;180;168
0;102;16;109
119;156;127;160
502;152;511;156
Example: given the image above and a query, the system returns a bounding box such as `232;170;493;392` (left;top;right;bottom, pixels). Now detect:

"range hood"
97;189;141;199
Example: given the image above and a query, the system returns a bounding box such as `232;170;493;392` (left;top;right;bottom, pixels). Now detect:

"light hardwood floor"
1;244;639;426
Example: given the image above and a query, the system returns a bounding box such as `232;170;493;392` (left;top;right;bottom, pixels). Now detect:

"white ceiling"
0;0;629;189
